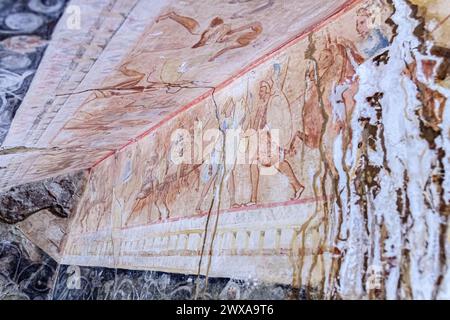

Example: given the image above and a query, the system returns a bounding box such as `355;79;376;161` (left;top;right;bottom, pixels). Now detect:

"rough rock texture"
0;223;57;300
0;170;88;224
53;265;294;300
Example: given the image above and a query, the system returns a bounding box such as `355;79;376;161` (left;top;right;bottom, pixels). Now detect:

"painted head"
210;17;224;27
356;7;371;38
222;98;236;118
258;79;273;102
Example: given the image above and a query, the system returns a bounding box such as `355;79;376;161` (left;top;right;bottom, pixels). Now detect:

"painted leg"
195;174;216;213
249;164;259;205
277;160;305;200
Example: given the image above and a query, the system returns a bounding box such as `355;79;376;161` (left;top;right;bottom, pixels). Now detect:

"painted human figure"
156;11;262;61
132;138;172;221
127;156;159;226
246;65;304;205
195;120;222;213
195;97;247;211
61;60;199;112
355;7;389;57
132;121;206;218
78;175;112;233
222;97;248;208
202;20;263;62
289;35;364;177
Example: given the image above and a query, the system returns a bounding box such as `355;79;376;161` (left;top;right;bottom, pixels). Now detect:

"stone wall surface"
0;0;449;300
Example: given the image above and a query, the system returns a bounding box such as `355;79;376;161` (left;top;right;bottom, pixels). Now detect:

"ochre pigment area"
0;0;449;300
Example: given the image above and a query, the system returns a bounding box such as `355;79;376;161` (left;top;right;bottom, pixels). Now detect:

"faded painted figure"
246;63;305;205
195;97;248;212
128;129;200;223
156;11;263;61
290;34;365;178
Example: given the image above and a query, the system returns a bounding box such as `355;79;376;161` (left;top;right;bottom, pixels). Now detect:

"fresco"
59;0;450;299
0;0;448;300
0;0;351;189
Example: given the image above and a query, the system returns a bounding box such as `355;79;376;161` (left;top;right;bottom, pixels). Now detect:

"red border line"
121;195;326;230
91;0;362;169
72;195;326;237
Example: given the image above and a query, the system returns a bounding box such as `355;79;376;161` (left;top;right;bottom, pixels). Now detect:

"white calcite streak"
334;0;449;299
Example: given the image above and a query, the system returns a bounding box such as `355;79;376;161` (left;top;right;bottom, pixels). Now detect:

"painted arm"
156;11;200;35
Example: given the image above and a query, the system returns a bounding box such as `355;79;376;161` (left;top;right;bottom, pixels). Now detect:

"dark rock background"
0;0;68;144
0;170;88;224
0;223;57;299
52;265;295;300
0;0;67;300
